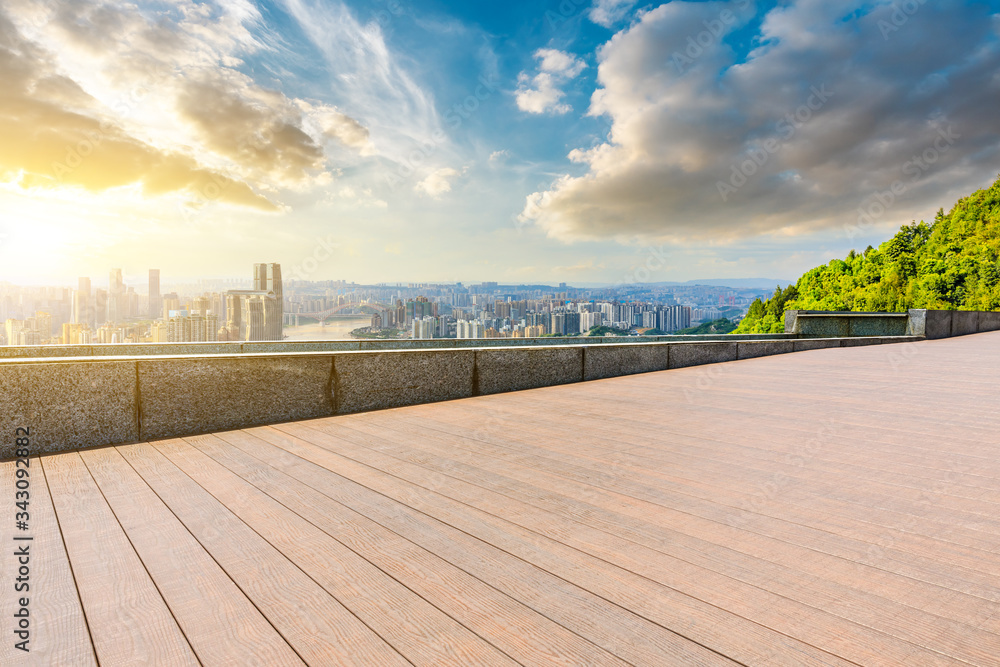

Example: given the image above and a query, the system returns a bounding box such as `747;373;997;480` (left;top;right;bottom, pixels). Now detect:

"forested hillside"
737;176;1000;333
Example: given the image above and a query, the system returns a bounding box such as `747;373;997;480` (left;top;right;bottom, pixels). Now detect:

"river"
283;318;372;341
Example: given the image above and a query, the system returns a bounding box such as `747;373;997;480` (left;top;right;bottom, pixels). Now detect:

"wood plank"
117;442;408;666
208;429;750;666
0;459;95;666
392;408;1000;556
40;453;199;666
79;446;305;666
250;424;855;667
184;432;652;667
151;438;520;667
378;410;1000;585
285;418;979;665
341;413;1000;654
374;410;1000;610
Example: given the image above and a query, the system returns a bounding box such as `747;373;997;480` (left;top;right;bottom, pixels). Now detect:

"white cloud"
535;48;587;78
279;0;442;164
489;149;510;163
588;0;638;28
521;0;1000;244
415;167;460;198
515;49;587;115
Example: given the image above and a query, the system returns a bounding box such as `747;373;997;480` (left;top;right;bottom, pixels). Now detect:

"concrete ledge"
244;341;359;353
951;311;979;337
0;360;138;456
583;344;669;381
669;342;738;369
738;341;795;360
878;336;918;345
793;339;842;352
110;343;240;356
0;332;805;359
848;316;908;337
911;310;953;339
137;355;335;441
787;311;909;337
0;345;100;358
476;347;583;395
979;311;1000;332
334;349;475;414
840;337;884;347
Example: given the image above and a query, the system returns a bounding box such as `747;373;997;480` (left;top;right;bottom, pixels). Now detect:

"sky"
1;0;999;287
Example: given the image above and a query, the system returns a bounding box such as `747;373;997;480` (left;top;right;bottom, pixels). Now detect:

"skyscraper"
148;269;161;319
74;277;91;326
253;263;283;305
225;263;284;341
225;292;243;340
108;268;124;323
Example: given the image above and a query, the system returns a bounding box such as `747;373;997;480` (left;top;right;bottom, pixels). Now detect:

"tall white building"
412;316;436;339
457;319;484;339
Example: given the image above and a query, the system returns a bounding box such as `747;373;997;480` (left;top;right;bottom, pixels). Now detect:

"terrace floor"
4;332;1000;665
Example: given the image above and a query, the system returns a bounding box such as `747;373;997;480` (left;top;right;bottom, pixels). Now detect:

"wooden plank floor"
4;332;1000;665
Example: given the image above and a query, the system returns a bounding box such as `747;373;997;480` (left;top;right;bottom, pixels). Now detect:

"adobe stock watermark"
878;0;928;40
612;244;672;289
366;0;403;34
286;234;340;282
886;340;921;374
717;84;834;202
726;417;837;528
50;69;167;183
177;122;288;221
845;125;959;240
671;0;753;74
858;454;969;568
542;0;590;30
383;72;500;191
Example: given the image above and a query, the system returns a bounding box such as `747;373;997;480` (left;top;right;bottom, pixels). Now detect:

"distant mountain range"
583;278;794;290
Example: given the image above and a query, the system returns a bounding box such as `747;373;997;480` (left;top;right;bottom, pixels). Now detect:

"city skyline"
2;1;999;286
0;258;757;345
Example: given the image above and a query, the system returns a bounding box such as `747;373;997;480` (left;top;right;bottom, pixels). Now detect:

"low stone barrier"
0;335;927;458
0;332;797;359
786;308;1000;339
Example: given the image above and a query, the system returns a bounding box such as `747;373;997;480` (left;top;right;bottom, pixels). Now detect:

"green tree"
734;176;1000;334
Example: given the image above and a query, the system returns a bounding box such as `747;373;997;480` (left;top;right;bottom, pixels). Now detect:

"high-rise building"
108;268;124;323
162;293;181;320
94;289;107;324
74;277;92;326
148;269;161;319
412;316;435;339
253;263;283;305
456;319;484;339
34;311;53;339
244;297;265;341
126;286;138;320
151;322;168;342
250;263;283;340
563;311;581;335
61;322;85;344
191;296;211;316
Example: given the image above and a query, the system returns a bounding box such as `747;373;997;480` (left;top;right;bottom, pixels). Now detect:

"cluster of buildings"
399;299;693;340
1;274;764;346
1;264;285;345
